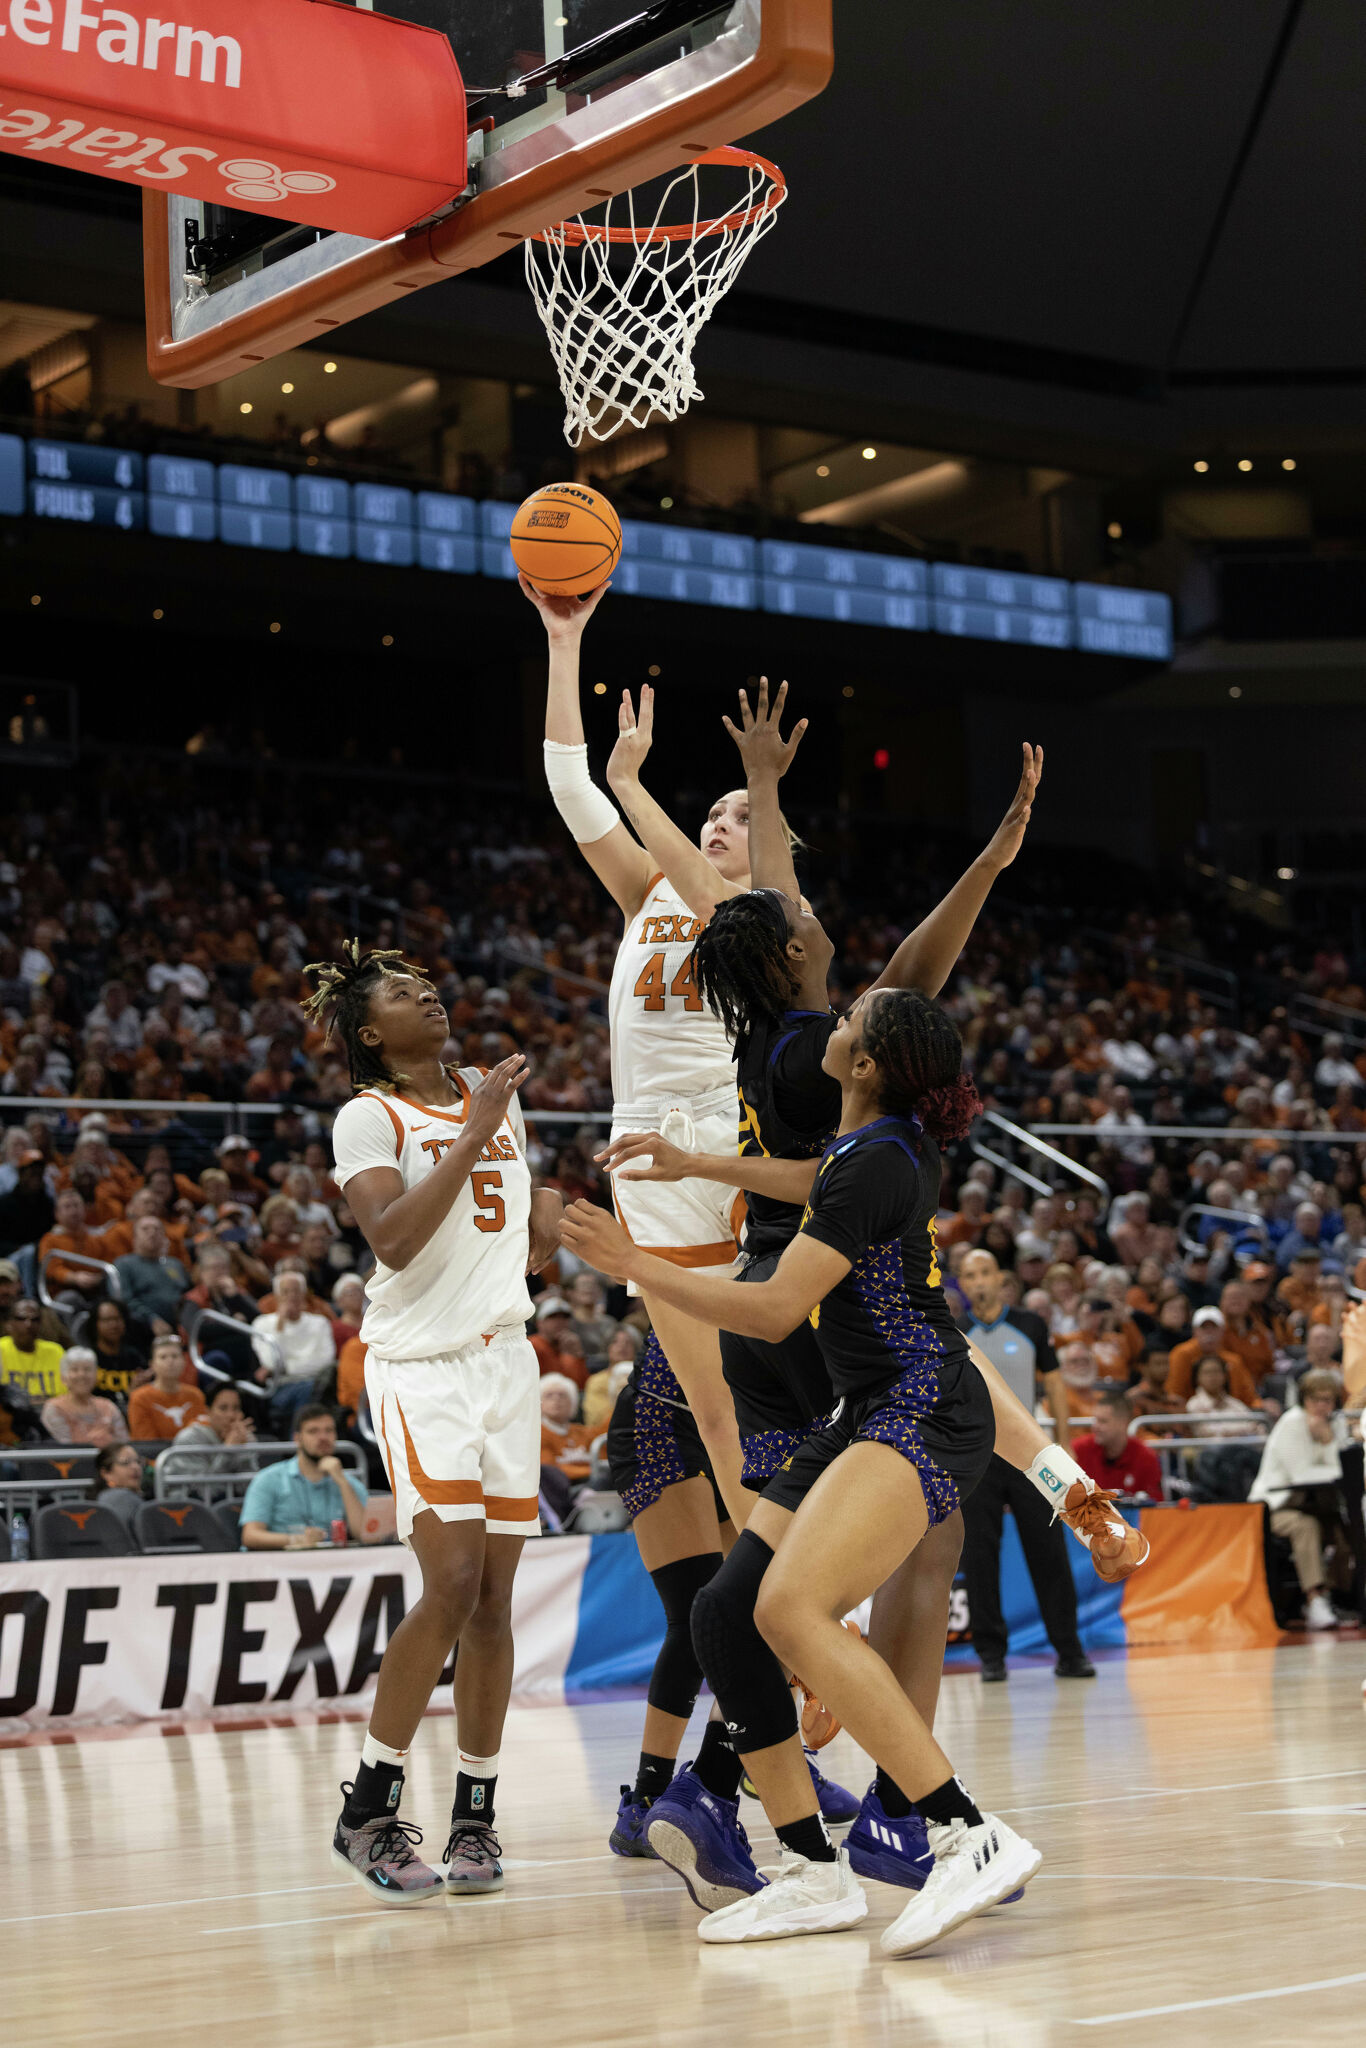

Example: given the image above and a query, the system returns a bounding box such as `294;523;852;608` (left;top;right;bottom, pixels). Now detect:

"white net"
524;147;787;448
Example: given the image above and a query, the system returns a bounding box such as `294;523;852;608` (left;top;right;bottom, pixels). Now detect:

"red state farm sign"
0;0;467;239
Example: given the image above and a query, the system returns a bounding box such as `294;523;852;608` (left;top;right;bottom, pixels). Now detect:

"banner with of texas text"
0;1539;597;1731
0;1507;1281;1734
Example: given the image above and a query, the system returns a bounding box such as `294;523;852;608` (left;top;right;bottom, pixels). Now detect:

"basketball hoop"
524;146;787;447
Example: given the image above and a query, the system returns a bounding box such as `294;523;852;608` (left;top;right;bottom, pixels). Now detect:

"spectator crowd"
0;780;1363;1596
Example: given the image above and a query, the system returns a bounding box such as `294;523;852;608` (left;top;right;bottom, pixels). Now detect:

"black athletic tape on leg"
690;1530;799;1755
645;1552;722;1720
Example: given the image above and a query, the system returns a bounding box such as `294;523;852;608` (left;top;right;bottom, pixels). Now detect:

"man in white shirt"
1315;1035;1361;1092
1249;1370;1352;1629
1095;1084;1154;1167
253;1268;337;1433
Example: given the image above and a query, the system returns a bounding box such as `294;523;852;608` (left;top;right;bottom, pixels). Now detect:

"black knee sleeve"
646;1552;722;1718
690;1531;799;1753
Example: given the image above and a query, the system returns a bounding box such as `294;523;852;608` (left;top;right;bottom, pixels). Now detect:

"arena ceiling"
745;0;1365;382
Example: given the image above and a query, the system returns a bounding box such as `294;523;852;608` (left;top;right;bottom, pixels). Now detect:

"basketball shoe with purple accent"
331;1786;444;1907
610;1786;658;1859
846;1785;1024;1902
644;1764;764;1912
845;1785;935;1889
805;1750;860;1825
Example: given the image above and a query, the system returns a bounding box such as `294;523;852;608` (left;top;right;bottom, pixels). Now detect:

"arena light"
648;664;661;677
862;446;877;460
325;362;338;374
659;496;674;509
1238;458;1253;472
269;621;281;634
382;635;395;647
152;608;164;620
1107;522;1122;539
282;383;295;395
1193;460;1209;472
1277;866;1297;880
29;594;40;606
1229;685;1242;698
1282;458;1296;471
593;682;607;695
816;464;830;477
842;685;855;698
240;403;252;415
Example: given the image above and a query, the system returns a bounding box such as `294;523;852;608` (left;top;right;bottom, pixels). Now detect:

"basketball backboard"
144;0;831;387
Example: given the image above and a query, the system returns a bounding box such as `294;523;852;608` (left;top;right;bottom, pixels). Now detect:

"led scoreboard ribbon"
0;434;1173;661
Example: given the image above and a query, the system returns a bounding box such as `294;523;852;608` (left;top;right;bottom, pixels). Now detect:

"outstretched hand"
607;685;654;785
723;675;808;781
519;571;611;644
594;1131;694;1183
981;742;1044;872
464;1054;529;1148
559;1198;636;1281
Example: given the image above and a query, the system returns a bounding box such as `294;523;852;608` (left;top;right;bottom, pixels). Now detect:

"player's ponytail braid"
302;939;430;1094
691;890;798;1060
861;987;981;1144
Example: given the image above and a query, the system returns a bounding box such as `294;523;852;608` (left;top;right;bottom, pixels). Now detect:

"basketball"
510;482;622;595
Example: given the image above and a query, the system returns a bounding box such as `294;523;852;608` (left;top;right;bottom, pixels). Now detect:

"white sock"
1026;1445;1092;1523
362;1732;409;1771
457;1749;501;1779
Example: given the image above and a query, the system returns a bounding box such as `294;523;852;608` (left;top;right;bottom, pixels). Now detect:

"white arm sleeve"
543;740;620;846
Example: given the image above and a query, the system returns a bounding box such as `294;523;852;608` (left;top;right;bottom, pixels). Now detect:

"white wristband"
543;739;620;846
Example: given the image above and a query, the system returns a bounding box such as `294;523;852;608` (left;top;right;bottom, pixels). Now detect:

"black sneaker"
1055;1654;1097;1678
980;1659;1008;1683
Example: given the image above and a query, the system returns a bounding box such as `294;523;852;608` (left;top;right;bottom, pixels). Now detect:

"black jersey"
736;1009;841;1260
798;1114;968;1402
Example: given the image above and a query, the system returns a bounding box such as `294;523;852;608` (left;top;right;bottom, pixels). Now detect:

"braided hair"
302;939;432;1095
860;987;981;1144
691;890;799;1061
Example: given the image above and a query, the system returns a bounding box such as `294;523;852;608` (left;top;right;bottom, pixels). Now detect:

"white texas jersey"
608;872;735;1107
331;1068;532;1362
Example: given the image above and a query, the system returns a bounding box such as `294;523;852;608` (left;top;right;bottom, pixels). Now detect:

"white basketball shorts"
366;1331;542;1544
609;1088;743;1296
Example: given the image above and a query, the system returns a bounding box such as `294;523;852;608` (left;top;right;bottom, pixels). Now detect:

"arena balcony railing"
974;1107;1111;1212
153;1437;367;1510
0;1096;615;1145
37;1246;123;1319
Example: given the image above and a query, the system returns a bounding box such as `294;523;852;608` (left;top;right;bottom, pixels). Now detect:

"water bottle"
9;1511;30;1563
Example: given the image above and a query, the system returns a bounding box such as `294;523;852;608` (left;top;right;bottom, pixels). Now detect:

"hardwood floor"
4;1642;1365;2047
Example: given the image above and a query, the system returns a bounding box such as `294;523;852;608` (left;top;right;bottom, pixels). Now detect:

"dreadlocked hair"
860;988;982;1144
691;890;799;1061
302;939;431;1095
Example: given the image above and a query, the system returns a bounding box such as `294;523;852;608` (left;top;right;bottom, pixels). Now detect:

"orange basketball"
510;482;622;596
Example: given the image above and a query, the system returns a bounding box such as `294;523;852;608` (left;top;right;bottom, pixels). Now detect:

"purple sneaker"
610;1786;659;1859
332;1786;444;1907
806;1749;860;1825
845;1785;934;1889
644;1764;764;1913
847;1785;1022;1902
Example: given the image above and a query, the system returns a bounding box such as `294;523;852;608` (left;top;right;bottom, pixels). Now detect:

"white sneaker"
1305;1593;1339;1630
880;1816;1042;1957
697;1846;867;1944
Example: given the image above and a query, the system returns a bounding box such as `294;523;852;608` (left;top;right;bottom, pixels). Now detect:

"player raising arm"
529;575;796;1859
565;985;1049;1953
313;944;561;1909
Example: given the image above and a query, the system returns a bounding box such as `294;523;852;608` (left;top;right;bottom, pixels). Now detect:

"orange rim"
535;146;786;246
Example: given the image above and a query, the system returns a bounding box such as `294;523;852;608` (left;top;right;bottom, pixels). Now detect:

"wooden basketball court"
5;1641;1365;2047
